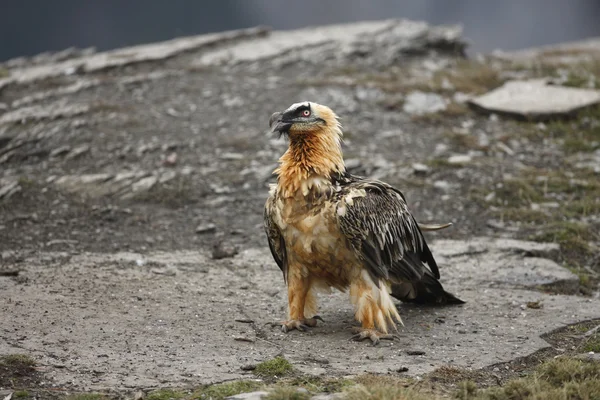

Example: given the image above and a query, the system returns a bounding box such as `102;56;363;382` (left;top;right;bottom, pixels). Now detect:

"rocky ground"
0;19;599;399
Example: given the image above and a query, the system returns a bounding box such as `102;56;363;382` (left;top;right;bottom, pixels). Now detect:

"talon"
313;315;324;322
281;318;321;333
350;328;394;345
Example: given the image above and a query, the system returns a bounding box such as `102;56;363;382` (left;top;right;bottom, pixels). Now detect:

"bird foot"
350;327;397;345
281;315;323;333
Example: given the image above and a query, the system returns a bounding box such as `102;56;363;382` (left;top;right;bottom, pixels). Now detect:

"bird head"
269;101;342;140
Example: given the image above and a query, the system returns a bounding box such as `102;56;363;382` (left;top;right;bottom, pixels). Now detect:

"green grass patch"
487;178;544;208
456;357;600;399
0;67;9;78
434;59;503;94
254;357;294;379
146;389;187;400
286;376;356;394
491;208;549;224
344;375;428;400
0;354;36;368
582;334;600;353
531;221;592;254
13;391;29;398
192;380;263;400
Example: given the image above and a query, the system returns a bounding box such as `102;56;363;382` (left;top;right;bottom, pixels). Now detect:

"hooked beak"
269;111;292;136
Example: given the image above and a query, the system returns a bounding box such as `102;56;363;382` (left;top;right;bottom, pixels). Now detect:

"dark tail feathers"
391;272;465;305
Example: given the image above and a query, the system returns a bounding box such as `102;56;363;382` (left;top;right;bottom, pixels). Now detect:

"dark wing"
336;177;463;305
336;178;439;286
264;195;288;282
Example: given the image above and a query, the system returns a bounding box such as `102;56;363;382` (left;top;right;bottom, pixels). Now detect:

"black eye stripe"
294;104;310;117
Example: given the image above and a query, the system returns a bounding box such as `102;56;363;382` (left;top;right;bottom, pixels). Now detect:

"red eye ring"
302;110;311;117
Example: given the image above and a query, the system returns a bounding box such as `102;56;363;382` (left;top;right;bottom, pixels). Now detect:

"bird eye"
302;110;311;117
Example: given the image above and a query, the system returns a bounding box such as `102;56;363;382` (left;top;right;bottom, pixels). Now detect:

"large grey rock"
53;170;181;199
193;20;464;67
0;27;268;89
0;237;597;391
468;79;600;120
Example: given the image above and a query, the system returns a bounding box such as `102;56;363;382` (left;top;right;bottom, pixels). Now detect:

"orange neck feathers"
275;124;345;197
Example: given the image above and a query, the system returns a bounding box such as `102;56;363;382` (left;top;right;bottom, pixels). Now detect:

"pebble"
412;163;430;176
433;180;451;191
50;145;71;158
403;91;447;115
212;241;239;259
65;144;90;160
195;223;217;234
447;154;472;165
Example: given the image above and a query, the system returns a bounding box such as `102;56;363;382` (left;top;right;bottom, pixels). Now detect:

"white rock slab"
468;79;600;120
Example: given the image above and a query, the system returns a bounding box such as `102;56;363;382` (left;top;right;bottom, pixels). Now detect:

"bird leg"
281;274;322;333
350;275;402;345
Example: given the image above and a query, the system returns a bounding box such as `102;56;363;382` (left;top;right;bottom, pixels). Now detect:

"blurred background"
2;0;600;61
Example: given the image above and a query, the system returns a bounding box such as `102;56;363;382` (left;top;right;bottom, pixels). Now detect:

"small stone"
233;336;254;343
212;241;238;260
163;152;177;166
406;350;426;356
496;142;514;156
397;366;409;372
130;176;158;193
240;364;256;371
159;170;177;184
433;180;451;191
403;91;447;115
447;154;472;165
526;301;543;309
50;145;71;158
220;152;244;160
412;163;429;176
484;192;496;202
195;223;217;234
65;144;90;160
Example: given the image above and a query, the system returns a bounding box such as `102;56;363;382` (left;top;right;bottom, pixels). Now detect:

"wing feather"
337;179;439;286
264;195;288;282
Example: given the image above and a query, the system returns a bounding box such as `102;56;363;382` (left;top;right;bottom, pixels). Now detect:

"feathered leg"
281;269;322;333
349;271;402;344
